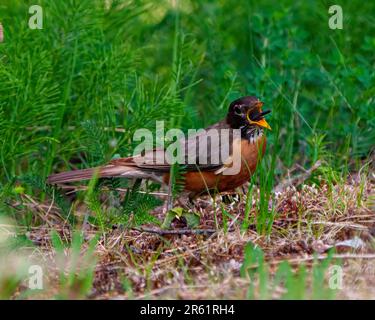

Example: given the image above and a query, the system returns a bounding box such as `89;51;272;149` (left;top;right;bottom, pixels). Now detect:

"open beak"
247;107;272;130
253;118;271;130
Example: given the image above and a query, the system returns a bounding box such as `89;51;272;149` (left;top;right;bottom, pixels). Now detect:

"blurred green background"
0;0;374;185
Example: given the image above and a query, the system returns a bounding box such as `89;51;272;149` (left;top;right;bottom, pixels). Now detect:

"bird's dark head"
227;96;271;130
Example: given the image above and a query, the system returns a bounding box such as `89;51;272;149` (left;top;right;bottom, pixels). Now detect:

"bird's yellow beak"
246;104;272;130
252;118;271;130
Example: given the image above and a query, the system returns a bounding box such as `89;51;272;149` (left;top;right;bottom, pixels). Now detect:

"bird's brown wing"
109;120;236;173
47;120;237;184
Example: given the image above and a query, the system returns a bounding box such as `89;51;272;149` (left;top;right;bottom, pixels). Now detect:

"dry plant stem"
274;160;322;193
132;226;219;236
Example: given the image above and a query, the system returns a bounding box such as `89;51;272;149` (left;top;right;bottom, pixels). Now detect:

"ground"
2;169;373;300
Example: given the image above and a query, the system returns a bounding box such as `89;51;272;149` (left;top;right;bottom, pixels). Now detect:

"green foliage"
169;163;187;199
0;0;373;210
241;242;337;299
255;153;277;235
121;179;162;226
81;120;111;167
162;207;200;229
0;217;31;299
18;173;71;219
50;229;99;299
0;0;372;181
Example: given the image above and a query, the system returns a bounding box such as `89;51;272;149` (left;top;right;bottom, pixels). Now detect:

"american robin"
47;96;271;200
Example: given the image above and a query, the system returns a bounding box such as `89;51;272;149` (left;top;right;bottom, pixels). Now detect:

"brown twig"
132;226;218;236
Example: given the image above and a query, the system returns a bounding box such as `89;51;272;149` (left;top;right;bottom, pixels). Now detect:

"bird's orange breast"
163;136;267;193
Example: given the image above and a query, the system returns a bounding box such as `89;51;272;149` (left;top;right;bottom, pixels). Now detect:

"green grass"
0;0;373;185
0;0;374;300
241;242;337;299
50;229;98;299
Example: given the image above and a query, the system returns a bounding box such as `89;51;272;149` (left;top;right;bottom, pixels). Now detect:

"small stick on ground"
132;226;219;236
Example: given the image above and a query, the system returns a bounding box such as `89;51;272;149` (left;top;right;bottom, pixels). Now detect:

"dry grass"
2;172;374;300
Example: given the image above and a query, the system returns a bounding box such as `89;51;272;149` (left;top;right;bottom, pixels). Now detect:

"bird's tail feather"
47;165;156;184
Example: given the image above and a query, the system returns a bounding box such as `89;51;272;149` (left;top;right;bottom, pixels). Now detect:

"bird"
47;96;271;204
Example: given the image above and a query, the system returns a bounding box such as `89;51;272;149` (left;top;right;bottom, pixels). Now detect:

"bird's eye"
234;105;242;115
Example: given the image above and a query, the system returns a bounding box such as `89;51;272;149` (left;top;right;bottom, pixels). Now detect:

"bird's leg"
176;191;196;211
165;178;174;213
165;190;195;212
